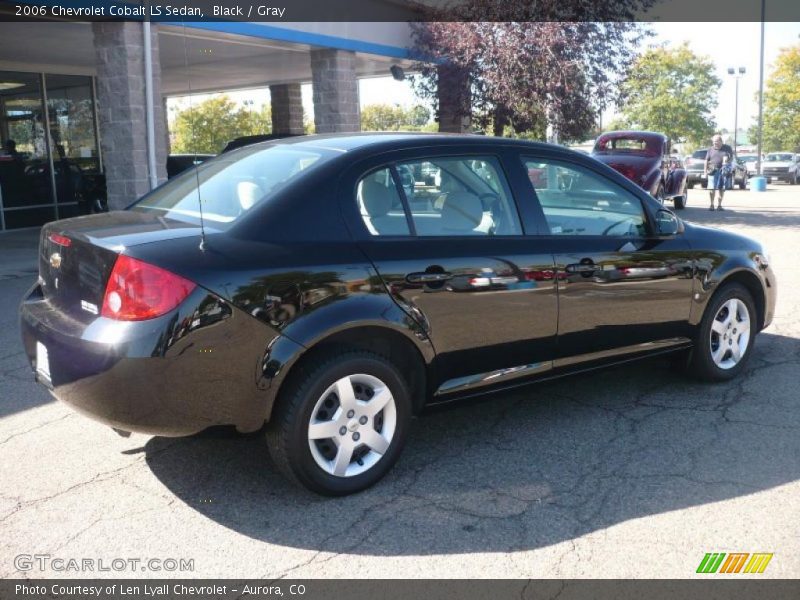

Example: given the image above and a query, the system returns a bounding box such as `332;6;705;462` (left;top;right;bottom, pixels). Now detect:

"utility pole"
756;1;766;175
727;67;745;153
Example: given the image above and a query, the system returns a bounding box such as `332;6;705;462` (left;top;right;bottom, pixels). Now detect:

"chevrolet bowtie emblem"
50;252;62;269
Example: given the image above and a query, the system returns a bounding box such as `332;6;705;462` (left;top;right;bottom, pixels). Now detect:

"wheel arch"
693;267;767;332
271;324;431;421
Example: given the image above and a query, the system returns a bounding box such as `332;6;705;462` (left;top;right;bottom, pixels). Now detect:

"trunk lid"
38;212;205;322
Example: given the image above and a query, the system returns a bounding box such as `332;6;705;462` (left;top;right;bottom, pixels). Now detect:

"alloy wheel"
709;298;751;370
307;374;397;477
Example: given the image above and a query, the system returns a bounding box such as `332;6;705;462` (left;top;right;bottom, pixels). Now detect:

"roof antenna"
181;20;206;251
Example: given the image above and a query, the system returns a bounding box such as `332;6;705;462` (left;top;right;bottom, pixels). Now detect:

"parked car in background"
166;154;214;179
685;148;748;190
738;154;761;177
761;152;799;184
592;131;688;209
684;149;708;188
221;133;304;154
20;134;776;495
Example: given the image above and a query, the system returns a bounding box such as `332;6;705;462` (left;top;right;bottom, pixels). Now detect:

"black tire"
673;179;687;210
739;173;747;190
686;283;757;382
266;350;412;495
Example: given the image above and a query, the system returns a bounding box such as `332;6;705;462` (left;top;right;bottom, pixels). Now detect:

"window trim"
389;164;417;236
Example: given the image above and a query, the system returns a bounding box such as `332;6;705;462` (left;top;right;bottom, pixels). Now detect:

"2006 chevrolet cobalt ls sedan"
20;134;776;495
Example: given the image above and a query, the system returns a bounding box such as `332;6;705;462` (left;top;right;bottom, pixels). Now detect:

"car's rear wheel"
739;173;747;190
687;283;756;382
266;350;411;495
673;179;687;209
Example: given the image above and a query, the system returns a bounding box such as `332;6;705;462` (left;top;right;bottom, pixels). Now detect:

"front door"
518;155;695;363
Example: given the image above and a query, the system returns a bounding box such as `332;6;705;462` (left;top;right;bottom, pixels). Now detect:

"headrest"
360;179;393;218
237;180;263;211
441;191;483;230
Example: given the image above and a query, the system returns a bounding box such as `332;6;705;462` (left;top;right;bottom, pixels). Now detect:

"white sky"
168;22;800;133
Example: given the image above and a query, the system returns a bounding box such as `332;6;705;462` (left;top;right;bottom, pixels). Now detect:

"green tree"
618;43;720;146
360;104;432;131
752;45;800;152
171;95;272;154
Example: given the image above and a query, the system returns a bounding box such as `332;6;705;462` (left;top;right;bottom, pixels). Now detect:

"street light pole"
756;2;766;175
727;66;745;153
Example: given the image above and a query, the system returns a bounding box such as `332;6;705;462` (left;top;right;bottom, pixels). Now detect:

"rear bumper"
19;282;295;437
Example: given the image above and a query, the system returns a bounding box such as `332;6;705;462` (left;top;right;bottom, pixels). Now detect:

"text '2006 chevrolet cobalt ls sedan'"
20;134;776;495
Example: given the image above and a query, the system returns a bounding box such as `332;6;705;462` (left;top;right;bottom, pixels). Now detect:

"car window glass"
356;168;411;236
133;145;331;230
395;157;522;236
522;158;647;237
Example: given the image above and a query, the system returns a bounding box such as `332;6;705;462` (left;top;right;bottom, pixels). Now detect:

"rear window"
594;136;660;157
692;150;707;159
131;144;334;230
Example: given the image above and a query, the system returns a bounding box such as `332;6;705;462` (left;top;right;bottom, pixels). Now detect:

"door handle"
565;263;598;274
406;271;452;283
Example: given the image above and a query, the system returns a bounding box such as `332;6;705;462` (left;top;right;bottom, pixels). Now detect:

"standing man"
704;134;734;211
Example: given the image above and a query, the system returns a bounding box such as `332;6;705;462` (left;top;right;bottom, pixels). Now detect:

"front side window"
523;158;647;237
396;156;522;236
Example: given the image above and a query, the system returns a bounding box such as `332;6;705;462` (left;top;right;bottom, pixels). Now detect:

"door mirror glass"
656;209;680;235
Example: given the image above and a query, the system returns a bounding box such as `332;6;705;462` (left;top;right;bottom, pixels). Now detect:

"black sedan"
19;134;776;495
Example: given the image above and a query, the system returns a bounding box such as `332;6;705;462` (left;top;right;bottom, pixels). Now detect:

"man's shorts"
707;170;725;190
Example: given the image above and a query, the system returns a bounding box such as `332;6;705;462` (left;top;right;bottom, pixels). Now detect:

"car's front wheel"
266;350;411;495
687;283;757;382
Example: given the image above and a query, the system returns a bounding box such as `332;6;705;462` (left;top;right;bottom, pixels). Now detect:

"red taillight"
101;255;196;321
48;233;72;247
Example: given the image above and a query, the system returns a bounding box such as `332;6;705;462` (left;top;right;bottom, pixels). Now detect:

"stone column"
92;22;168;210
269;83;304;135
437;64;471;133
310;49;360;133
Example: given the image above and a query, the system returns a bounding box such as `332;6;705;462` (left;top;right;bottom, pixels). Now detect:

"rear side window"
356;168;411;236
356;156;522;237
523;158;647;237
132;144;333;230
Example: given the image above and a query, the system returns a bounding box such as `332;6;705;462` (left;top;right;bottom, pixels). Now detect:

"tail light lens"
101;255;196;321
48;233;72;247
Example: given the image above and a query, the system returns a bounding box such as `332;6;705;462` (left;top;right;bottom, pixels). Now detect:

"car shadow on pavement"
144;331;800;555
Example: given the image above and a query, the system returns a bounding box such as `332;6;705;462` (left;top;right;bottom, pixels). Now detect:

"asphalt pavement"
0;185;798;578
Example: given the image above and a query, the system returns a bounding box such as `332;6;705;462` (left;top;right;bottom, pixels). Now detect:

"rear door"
514;153;695;363
341;147;558;395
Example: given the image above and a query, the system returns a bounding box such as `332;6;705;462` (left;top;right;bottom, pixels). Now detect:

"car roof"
247;132;561;155
596;130;667;141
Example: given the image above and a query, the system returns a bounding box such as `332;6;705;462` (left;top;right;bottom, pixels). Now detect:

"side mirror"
656;209;681;236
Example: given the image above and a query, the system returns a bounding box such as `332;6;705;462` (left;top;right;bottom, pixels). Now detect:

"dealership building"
0;16;467;231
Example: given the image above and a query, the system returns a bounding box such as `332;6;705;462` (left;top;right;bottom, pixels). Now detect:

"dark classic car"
592;131;689;209
20;134;775;495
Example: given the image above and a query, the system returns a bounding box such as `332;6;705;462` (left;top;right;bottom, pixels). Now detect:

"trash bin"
751;176;767;192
